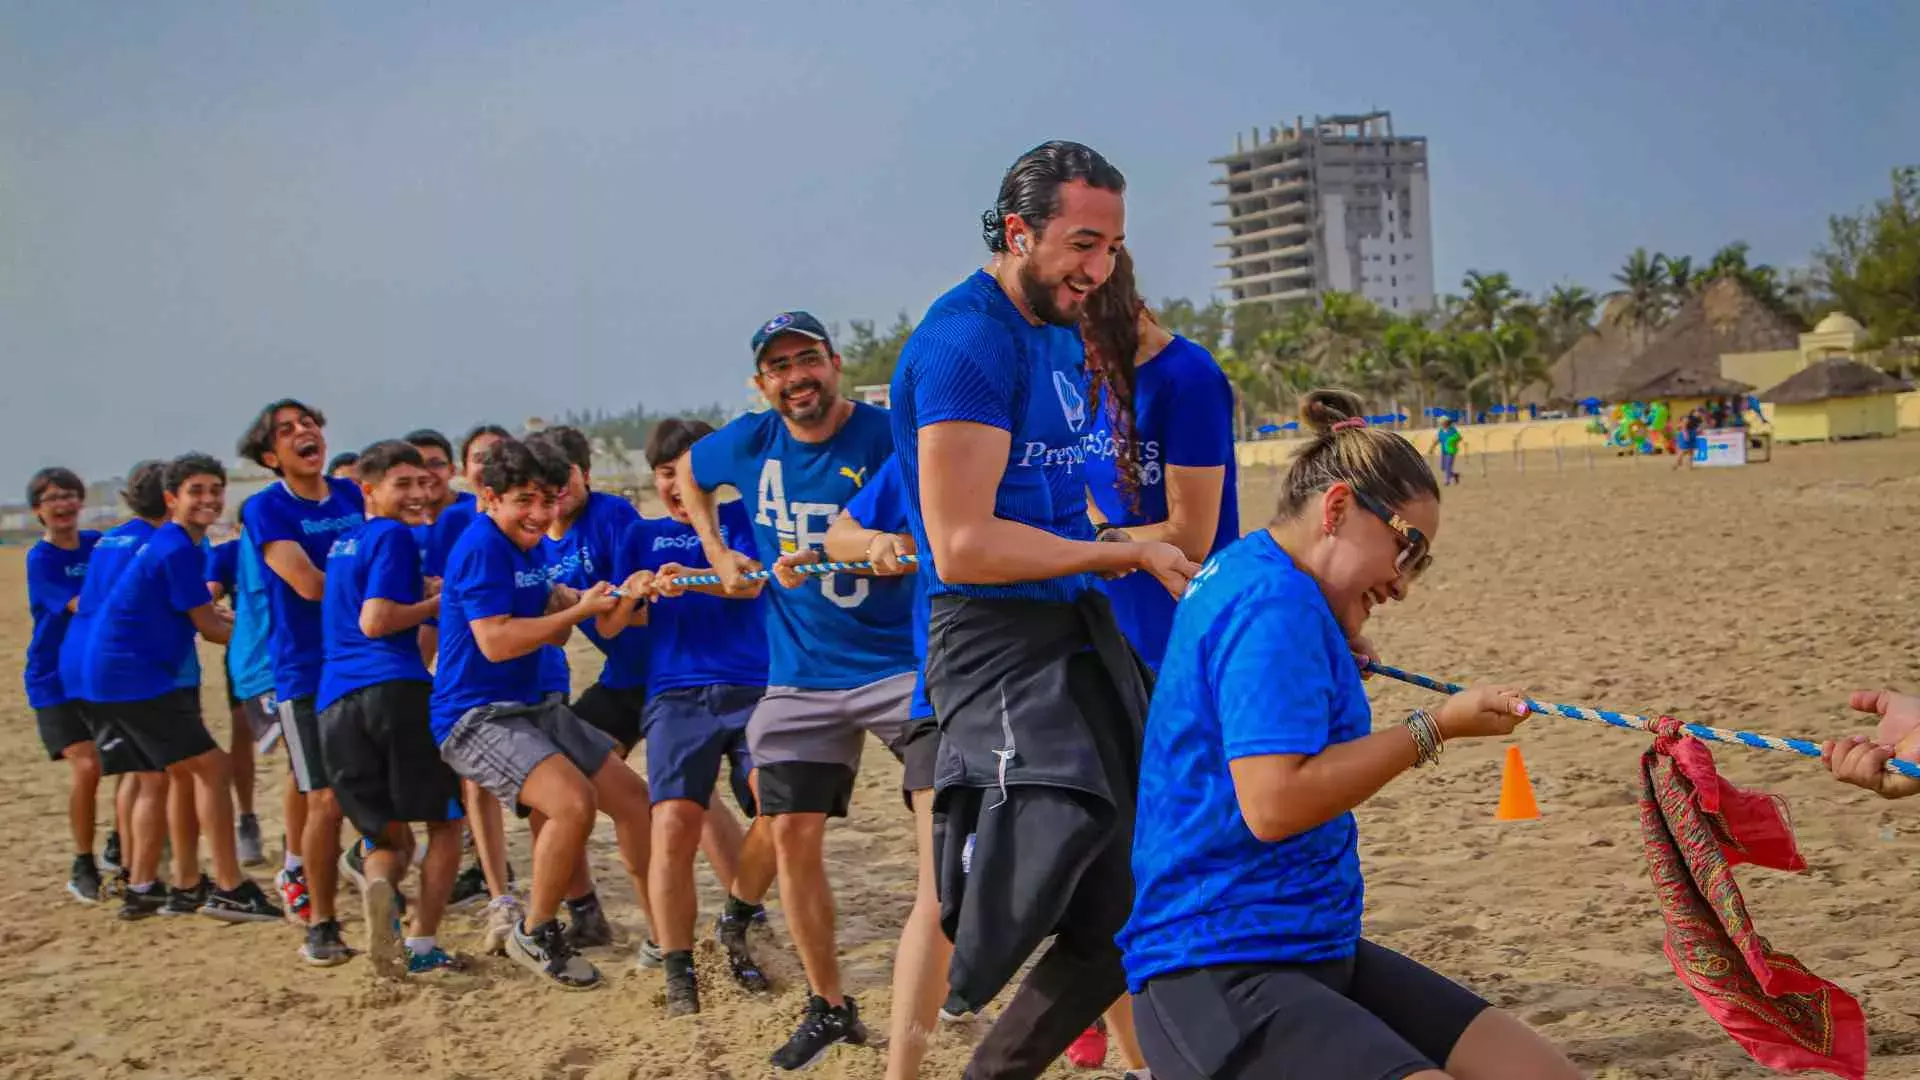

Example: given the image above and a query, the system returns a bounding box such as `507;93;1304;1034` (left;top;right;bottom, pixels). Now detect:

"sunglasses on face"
1350;488;1433;580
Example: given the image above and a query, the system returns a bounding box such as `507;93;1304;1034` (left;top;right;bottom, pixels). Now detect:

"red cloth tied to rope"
1637;717;1868;1079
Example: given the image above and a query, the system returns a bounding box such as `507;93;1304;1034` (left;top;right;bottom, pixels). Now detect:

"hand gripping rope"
1366;661;1920;781
662;553;922;588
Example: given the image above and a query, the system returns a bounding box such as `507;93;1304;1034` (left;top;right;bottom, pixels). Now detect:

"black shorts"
570;681;648;752
319;680;462;839
1132;940;1491;1080
899;714;939;807
81;702;146;776
279;695;329;793
36;702;93;761
104;688;218;773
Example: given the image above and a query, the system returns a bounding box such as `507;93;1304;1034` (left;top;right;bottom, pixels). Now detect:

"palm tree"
1303;291;1385;376
1661;254;1696;307
1542;283;1599;355
1610;247;1668;346
1377;319;1449;421
1458;270;1519;331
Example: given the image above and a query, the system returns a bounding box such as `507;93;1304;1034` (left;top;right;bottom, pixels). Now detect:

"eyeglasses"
1350;488;1433;580
757;350;831;380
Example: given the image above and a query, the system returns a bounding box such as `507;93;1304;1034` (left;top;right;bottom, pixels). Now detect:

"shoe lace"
536;922;577;975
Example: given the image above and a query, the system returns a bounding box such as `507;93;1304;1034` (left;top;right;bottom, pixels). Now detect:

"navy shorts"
642;684;760;814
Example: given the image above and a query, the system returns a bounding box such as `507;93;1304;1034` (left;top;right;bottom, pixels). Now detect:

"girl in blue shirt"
1119;390;1578;1080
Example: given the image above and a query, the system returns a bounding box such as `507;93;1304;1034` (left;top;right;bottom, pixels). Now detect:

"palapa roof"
1761;357;1911;406
1618;366;1753;401
1608;278;1801;400
1538;295;1642;405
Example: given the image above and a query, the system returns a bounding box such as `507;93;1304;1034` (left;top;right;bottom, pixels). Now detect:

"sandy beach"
3;435;1919;1080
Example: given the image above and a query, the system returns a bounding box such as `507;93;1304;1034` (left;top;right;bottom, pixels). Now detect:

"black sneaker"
101;833;122;874
664;954;700;1017
200;879;285;924
161;877;210;916
770;994;867;1071
301;919;355;967
67;855;102;904
448;862;488;909
508;918;602;991
716;910;772;994
118;884;166;921
563;895;614;949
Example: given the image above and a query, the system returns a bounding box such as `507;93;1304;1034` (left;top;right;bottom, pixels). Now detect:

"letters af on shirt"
753;458;868;611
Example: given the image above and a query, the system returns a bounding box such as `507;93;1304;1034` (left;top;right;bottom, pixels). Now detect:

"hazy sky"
5;2;1914;481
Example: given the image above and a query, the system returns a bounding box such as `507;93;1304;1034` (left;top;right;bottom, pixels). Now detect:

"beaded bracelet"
1405;708;1444;768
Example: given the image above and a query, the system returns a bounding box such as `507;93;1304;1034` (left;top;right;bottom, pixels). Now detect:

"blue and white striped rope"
1366;661;1920;780
667;553;921;588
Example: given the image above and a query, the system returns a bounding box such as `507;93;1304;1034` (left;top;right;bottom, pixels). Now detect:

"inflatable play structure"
1605;401;1674;455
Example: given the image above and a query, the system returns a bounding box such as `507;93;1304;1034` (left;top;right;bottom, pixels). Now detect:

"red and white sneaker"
1066;1022;1108;1069
275;866;311;925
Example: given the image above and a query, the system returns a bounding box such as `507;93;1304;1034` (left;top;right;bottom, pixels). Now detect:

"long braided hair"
1080;246;1147;512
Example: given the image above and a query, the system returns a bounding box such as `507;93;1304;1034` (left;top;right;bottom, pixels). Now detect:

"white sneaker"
481;894;523;956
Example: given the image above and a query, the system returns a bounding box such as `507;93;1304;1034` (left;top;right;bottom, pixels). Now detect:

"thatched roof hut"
1761;357;1910;405
1608;278;1800;401
1618;367;1753;402
1538;295;1642;405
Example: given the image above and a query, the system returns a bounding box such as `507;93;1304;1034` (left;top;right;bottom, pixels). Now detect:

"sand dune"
3;437;1919;1079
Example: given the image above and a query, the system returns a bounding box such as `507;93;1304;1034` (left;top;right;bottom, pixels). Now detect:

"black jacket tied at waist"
925;588;1153;1015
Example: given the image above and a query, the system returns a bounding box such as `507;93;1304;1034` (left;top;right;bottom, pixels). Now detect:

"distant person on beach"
1429;417;1463;486
1118;390;1579;1080
1825;690;1920;799
23;466;105;903
1674;408;1703;470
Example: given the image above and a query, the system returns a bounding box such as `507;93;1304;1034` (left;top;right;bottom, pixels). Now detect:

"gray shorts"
438;698;618;816
747;671;915;817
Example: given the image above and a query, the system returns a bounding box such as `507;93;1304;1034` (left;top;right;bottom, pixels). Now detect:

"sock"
724;894;760;922
405;935;436;957
284;853;303;872
564;891;599;914
130;880;158;894
664;950;695;979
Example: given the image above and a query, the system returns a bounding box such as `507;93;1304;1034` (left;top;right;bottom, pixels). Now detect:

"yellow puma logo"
839;466;867;488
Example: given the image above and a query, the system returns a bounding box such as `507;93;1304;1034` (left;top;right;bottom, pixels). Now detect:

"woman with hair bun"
1117;389;1580;1080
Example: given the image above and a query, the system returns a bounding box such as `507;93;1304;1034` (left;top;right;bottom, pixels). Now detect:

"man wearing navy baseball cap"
670;309;917;1063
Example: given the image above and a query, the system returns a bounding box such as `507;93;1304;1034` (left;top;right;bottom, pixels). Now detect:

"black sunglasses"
1350;489;1433;580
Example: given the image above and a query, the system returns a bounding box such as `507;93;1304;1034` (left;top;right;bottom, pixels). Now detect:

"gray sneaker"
363;878;406;980
634;938;664;970
509;918;602;991
236;814;266;867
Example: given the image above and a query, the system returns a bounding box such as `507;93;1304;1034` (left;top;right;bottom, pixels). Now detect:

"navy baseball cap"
750;311;832;364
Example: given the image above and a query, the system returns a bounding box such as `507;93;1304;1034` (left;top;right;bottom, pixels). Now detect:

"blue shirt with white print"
242;477;366;702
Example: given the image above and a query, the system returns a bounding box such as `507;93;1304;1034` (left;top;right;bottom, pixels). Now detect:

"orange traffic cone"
1495;745;1540;821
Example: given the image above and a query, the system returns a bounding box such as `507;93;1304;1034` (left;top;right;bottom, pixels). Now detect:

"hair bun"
1299;388;1366;437
980;208;1008;253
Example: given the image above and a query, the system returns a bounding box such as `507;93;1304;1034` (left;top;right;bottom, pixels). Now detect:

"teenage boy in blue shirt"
205;526;268;867
89;453;282;924
237;399;365;928
432;437;656;991
314;439;464;975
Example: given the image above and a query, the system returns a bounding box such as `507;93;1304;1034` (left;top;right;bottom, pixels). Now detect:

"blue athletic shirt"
842;458;932;721
242;477;366;702
226;521;276;701
542;490;645;692
58;519;157;702
688;401;915;690
1119;530;1370;991
421;491;479;579
317;518;433;713
619;501;769;695
24;531;101;709
87;523;217;704
206;538;240;597
430;513;554;742
1084;335;1240;670
891;270;1096;604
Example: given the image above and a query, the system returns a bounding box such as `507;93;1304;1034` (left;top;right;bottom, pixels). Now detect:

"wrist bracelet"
1406;708;1443;768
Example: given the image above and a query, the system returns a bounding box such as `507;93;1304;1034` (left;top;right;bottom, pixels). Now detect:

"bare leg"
771;812;840;1003
515;756;596;928
1104;996;1146;1072
114;774;135;852
283;765;307;863
166;761;202;887
186;750;243;889
885;788;954;1080
302;789;345;921
732;817;777;904
697;798;745;889
466;779;512;897
650;799;705;952
129;772;170;885
412;820;462;939
588;755;656;942
64;742;102;856
1445;1008;1580;1080
227;703;255;815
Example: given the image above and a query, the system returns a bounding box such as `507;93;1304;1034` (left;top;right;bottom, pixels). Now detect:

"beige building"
1212;111;1435;315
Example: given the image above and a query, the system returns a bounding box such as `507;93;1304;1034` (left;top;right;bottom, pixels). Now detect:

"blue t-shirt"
688;402;915;690
620;501;769;695
891;270;1096;604
842;458;932;721
58;519;158;703
421;492;479;579
430;514;555;742
206;539;240;598
542;491;646;692
242;477;366;701
317;518;433;713
1119;530;1370;990
24;531;101;709
226;521;276;701
1084;336;1240;670
88;523;217;704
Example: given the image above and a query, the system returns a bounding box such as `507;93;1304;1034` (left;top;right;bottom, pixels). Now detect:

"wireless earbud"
1014;235;1028;254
